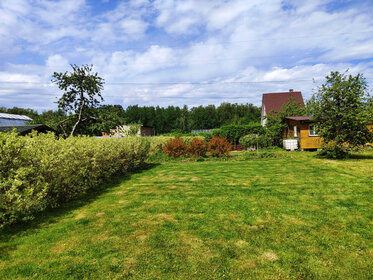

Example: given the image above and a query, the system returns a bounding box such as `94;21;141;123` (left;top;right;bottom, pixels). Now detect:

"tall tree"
52;64;104;136
309;71;372;156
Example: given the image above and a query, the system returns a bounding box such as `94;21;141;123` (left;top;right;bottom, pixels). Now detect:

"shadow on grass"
348;153;373;160
314;151;373;160
0;163;159;241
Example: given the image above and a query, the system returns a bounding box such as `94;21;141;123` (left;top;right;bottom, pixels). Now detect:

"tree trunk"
70;91;85;136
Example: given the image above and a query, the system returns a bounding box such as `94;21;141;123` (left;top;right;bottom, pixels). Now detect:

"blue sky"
0;0;373;111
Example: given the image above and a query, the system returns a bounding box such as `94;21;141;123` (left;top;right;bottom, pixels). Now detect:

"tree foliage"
367;96;373;123
1;102;261;136
52;64;104;136
309;71;372;155
212;124;265;144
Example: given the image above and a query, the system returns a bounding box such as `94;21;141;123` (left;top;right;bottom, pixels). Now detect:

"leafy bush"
148;136;205;155
0;132;149;228
318;141;349;159
188;138;208;157
212;124;264;144
239;134;273;149
162;137;188;157
195;132;213;142
208;137;231;157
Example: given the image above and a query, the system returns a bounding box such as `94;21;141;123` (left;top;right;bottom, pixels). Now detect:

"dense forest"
0;103;261;136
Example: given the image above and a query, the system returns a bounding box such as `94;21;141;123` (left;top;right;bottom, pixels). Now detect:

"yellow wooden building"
283;116;321;150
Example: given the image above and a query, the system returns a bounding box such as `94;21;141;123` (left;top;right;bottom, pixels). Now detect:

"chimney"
289;89;294;92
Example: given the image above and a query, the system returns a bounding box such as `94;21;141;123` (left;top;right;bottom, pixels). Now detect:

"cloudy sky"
1;0;373;111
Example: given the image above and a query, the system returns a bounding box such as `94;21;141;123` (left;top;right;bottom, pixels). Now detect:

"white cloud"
0;0;373;110
46;54;70;74
120;18;148;36
130;0;149;8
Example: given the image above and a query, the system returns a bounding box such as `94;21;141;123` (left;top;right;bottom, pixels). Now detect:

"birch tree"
52;64;104;136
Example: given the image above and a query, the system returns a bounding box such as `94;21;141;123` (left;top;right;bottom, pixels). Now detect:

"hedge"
213;124;265;144
0;132;150;228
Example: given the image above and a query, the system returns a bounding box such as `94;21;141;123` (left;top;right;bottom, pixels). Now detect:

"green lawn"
1;151;372;279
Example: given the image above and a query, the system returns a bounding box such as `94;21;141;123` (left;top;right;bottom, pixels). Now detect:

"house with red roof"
260;90;321;150
260;90;304;126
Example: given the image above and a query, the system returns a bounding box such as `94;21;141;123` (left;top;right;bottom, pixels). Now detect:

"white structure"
0;113;32;126
283;139;298;151
260;105;267;126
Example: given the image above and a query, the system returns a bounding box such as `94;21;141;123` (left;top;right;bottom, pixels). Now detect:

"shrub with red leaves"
188;138;208;158
163;137;188;157
208;136;231;157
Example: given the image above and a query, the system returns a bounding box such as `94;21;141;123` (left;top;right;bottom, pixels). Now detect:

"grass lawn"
1;150;372;279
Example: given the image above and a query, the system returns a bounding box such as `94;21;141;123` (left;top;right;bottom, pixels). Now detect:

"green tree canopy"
309;71;372;153
52;64;104;136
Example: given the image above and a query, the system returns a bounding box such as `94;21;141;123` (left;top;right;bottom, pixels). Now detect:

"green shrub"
188;138;208;158
148;136;205;155
162;137;188;157
0;132;149;228
213;124;264;144
195;132;213;142
239;134;273;149
318;141;349;159
208;137;231;157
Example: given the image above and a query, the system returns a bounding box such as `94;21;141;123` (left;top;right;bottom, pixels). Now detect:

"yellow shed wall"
299;123;322;149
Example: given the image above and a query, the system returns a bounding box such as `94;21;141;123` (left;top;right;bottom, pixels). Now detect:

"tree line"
0;103;261;136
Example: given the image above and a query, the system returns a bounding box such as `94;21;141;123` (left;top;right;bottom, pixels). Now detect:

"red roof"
262;91;305;113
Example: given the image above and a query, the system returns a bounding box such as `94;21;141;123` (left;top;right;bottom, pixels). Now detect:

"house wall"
282;119;298;139
299;123;321;149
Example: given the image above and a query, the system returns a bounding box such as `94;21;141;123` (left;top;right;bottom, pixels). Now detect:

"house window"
309;125;318;136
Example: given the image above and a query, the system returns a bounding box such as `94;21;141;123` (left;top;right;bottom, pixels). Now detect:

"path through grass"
1;151;372;279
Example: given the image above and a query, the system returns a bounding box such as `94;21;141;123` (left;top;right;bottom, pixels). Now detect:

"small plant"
163;137;188;157
188;138;208;158
208;136;231;157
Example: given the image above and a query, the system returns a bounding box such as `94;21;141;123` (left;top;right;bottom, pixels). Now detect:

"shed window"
309;125;318;136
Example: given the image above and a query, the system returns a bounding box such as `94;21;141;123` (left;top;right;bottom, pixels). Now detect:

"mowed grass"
1;151;372;279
